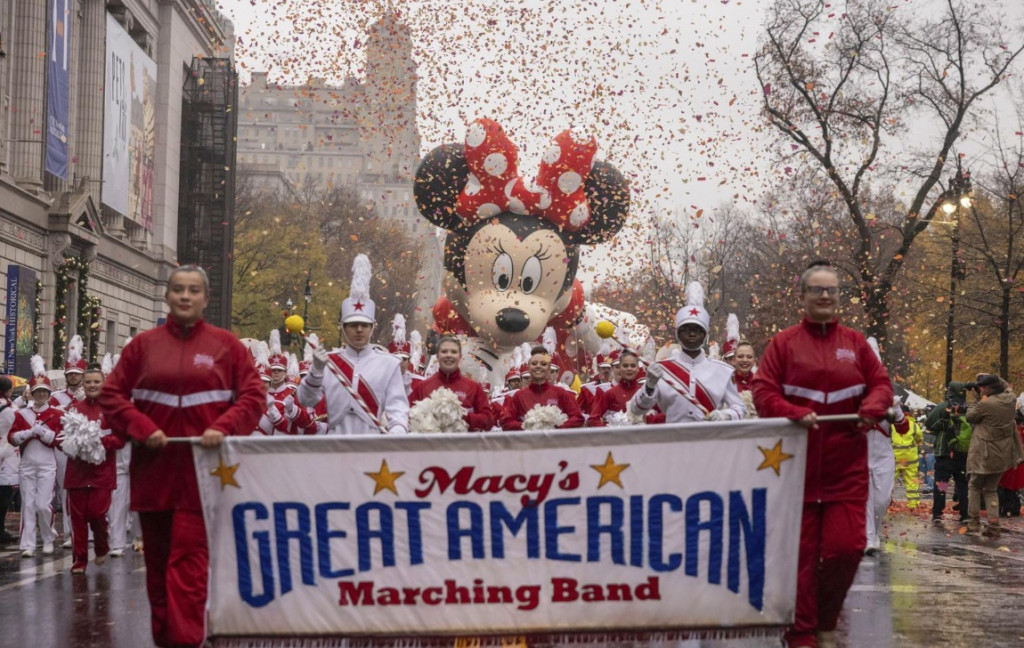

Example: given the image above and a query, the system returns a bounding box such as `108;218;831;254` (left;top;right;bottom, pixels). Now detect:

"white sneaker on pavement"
21;549;34;558
109;548;124;558
42;543;54;555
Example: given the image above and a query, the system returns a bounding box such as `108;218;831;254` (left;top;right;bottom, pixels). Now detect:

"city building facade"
0;0;236;377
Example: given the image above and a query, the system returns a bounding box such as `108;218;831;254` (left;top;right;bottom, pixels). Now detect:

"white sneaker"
61;538;72;548
42;543;54;555
21;549;34;558
109;548;124;558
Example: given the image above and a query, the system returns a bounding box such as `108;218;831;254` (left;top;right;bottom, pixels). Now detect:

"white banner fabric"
194;420;808;639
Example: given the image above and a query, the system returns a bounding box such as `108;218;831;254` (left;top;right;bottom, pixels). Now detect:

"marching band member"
588;349;663;426
501;346;584;430
63;364;125;573
577;343;614;422
51;335;87;547
8;356;62;557
630;282;745;423
409;336;495;432
298;255;409;435
101;265;264;648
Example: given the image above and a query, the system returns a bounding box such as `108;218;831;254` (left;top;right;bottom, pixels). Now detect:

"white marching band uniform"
631;350;745;422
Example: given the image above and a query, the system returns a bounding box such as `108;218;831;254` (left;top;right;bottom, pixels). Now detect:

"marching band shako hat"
64;335;87;374
340;255;375;325
30;355;52;393
267;329;288;371
388;314;411;358
595;340;613;369
721;313;740;359
675;281;710;332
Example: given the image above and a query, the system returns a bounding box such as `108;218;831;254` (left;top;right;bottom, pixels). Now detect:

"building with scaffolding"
0;0;238;376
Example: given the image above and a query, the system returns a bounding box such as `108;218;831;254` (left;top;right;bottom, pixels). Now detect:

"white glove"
283;395;297;419
312;346;329;375
402;371;413;389
267;404;282;423
265;393;276;409
707;409;729;422
37;427;56;444
74;388;85;401
10;429;34;445
644;364;663;392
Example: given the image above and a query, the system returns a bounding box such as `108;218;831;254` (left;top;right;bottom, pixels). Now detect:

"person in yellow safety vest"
892;405;924;508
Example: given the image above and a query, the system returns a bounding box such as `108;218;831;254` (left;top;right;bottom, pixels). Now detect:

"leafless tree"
755;0;1024;352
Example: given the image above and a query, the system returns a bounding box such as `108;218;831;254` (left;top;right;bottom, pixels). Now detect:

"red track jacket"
408;368;495;432
101;317;265;511
64;397;125;490
501;382;584;430
752;317;893;503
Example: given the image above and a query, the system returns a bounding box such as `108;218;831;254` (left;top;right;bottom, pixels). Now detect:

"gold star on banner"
365;459;404;495
757;440;795;476
590;451;630;489
210;458;241;490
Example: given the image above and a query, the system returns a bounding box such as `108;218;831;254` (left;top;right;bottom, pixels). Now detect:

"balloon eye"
520;257;542;294
492;253;513;291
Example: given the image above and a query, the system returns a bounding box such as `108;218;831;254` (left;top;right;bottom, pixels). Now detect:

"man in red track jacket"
752;262;893;648
408;336;495;431
101;266;265;648
63;365;125;573
501;346;584;430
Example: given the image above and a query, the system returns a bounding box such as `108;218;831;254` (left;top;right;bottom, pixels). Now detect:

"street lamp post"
942;169;972;386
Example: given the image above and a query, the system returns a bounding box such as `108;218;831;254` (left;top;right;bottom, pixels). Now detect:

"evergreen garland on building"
33;279;42;356
52;256;91;367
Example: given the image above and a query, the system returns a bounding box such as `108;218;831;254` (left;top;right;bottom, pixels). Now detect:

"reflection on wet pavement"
1;511;1023;647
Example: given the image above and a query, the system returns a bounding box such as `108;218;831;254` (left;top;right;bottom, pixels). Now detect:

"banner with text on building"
195;421;807;639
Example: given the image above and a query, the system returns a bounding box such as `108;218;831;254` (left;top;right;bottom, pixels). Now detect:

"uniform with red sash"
630;350;745;422
298;345;409;435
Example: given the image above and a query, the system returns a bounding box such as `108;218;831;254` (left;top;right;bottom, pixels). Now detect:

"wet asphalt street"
1;505;1022;648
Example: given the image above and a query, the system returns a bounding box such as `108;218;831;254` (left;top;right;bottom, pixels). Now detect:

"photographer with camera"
924;382;973;524
964;375;1023;537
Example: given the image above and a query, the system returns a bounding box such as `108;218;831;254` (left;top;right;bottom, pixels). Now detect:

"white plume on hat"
674;281;711;333
341;254;376;324
101;353;113;376
269;328;282;355
254;341;270;367
67;335;84;364
392;314;407;344
31;355;46;378
287;353;300;380
542;327;557;355
726;314;740;343
409;330;423;370
640;337;656;364
511;346;523;370
303;336;315;364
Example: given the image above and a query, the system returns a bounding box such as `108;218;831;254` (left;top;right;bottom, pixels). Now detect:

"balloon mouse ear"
414;143;470;231
565;159;629;245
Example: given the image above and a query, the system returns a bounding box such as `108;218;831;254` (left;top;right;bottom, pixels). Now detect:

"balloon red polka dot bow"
455;118;598;232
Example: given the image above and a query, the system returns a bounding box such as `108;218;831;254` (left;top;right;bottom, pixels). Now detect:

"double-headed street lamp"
942;168;972;386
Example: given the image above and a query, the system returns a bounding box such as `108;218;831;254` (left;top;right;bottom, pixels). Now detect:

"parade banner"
102;12;157;230
45;0;71;180
3;265;37;378
195;421;807;642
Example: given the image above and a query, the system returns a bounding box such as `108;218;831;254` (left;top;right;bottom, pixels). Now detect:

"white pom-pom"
31;355;46;378
67;335;84;364
269;329;282;355
350;254;372;303
60;411;107;465
740;391;759;419
409;387;468;433
392;314;407;345
685;281;705;308
605;410;643;427
522;405;568;431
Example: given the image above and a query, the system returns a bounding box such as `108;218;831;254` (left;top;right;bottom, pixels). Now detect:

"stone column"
8;0;47;191
73;0;105;196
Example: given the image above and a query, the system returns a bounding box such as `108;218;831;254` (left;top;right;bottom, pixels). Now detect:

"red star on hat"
354;301;364;311
689;307;700;315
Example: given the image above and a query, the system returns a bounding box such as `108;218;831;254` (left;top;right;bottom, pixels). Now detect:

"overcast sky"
216;0;1024;282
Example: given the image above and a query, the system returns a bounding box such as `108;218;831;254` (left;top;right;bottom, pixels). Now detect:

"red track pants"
785;500;866;647
67;487;111;565
139;510;209;648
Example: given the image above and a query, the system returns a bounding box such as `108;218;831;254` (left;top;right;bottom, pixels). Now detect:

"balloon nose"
496;308;530;333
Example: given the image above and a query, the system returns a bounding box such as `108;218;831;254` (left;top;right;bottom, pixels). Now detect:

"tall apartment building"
236;11;442;327
0;0;237;377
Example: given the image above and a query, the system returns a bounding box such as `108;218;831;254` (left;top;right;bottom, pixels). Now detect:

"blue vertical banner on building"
45;0;71;180
4;266;38;378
